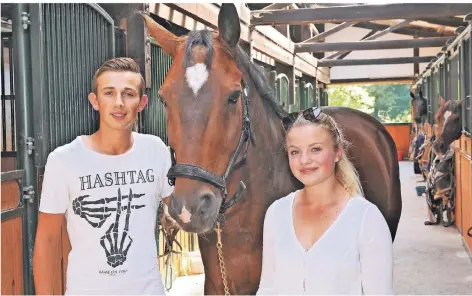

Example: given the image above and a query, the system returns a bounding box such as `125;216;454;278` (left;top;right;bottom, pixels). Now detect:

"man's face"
89;71;148;131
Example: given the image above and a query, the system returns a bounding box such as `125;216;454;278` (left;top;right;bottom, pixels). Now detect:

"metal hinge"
26;137;35;155
21;12;30;30
23;185;35;203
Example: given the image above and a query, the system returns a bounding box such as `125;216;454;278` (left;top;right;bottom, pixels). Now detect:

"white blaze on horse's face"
444;111;452;122
185;63;209;96
178;205;192;224
442;111;452;132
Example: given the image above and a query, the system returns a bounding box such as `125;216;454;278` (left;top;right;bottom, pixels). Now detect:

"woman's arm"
256;204;277;295
359;205;394;295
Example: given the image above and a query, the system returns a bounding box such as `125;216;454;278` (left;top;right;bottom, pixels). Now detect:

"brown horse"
410;89;428;128
141;5;401;295
433;99;463;156
433;95;446;135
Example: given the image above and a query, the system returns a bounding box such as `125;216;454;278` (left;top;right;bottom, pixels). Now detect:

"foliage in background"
327;83;411;123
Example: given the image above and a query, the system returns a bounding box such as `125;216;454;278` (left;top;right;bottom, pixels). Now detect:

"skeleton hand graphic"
72;195;113;228
100;188;134;268
73;192;145;228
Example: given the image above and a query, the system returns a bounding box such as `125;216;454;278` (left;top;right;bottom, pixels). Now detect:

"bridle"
166;79;254;221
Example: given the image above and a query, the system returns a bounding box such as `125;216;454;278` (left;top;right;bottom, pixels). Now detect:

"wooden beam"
149;3;331;84
419;17;467;28
319;56;434;67
414;37;419;75
250;4;472;26
323;20;412;60
330;76;416;85
300;21;358;43
351;22;455;38
337;30;377;60
295;36;450;53
261;3;291;10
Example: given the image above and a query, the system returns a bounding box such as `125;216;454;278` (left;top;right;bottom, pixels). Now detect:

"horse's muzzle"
167;190;220;233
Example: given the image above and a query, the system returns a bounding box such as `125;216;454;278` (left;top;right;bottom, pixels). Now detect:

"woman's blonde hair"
287;111;364;197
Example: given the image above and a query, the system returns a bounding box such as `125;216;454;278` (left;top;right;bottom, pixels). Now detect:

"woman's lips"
299;167;318;174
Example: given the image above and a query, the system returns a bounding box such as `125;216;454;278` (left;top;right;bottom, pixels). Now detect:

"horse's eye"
159;96;167;107
228;91;241;104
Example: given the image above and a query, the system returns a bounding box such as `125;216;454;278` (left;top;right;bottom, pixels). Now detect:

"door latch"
23;185;35;203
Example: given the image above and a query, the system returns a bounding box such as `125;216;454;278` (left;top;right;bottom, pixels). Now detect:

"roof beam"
295;36;450;53
261;3;291;10
337;30;377;60
319;56;434;67
351;22;455;37
250;4;472;26
322;20;412;60
419;17;467;28
300;21;358;43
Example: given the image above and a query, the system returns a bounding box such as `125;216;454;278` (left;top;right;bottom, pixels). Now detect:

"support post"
12;3;37;295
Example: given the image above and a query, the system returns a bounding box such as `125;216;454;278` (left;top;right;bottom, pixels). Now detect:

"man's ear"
88;92;99;111
138;94;149;112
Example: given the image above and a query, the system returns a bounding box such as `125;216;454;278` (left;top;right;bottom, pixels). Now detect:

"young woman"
257;107;394;295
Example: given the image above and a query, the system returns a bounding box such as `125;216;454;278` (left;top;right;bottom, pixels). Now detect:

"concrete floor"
165;161;472;295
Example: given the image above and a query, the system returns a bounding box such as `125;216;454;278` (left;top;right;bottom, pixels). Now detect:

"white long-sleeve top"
257;190;394;295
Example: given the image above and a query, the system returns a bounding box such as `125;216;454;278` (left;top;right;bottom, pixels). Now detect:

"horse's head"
433;100;462;156
142;5;248;233
410;89;427;125
434;95;447;136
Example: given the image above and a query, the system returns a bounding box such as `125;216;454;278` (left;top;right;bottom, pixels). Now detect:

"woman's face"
286;124;341;187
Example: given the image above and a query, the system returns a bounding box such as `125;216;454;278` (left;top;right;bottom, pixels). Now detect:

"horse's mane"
444;100;461;114
235;46;288;119
184;29;288;120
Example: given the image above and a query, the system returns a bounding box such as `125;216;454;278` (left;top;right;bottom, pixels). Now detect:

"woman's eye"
312;147;321;152
290;151;298;156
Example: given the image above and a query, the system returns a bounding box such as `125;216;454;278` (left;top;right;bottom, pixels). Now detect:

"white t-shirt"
257;190;394;295
39;132;174;295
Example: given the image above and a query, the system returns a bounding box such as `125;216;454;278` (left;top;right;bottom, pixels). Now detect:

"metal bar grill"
451;53;460;102
140;40;173;145
465;37;471;133
1;34;16;153
38;3;114;158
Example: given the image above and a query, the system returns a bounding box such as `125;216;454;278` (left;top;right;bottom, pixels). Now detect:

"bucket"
415;185;426;196
397;151;404;161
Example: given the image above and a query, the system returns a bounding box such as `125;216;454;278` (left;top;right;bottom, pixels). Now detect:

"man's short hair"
92;57;145;97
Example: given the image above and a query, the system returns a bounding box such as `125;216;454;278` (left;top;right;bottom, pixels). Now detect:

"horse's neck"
244;88;300;200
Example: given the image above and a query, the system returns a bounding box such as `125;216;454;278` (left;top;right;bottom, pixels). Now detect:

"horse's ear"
217;4;241;48
439;95;445;106
141;12;179;57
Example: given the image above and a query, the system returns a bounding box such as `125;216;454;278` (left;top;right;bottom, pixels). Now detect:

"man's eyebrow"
100;87;137;91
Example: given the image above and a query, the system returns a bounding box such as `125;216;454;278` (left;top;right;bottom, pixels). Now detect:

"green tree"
327;83;411;123
327;85;374;114
364;84;411;123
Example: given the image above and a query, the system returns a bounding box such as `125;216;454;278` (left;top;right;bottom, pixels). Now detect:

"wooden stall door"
1;175;24;295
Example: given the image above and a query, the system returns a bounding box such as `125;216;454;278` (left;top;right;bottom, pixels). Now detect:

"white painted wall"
324;23;442;81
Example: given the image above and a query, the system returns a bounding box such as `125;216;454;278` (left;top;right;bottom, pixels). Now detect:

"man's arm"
33;213;64;294
32;150;69;295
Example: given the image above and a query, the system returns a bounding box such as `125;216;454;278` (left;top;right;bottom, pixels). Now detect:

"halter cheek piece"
166;80;253;218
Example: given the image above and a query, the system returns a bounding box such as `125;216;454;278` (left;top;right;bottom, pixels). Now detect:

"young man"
33;58;173;294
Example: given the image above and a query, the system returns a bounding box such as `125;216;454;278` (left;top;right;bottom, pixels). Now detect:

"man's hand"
33;212;64;295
